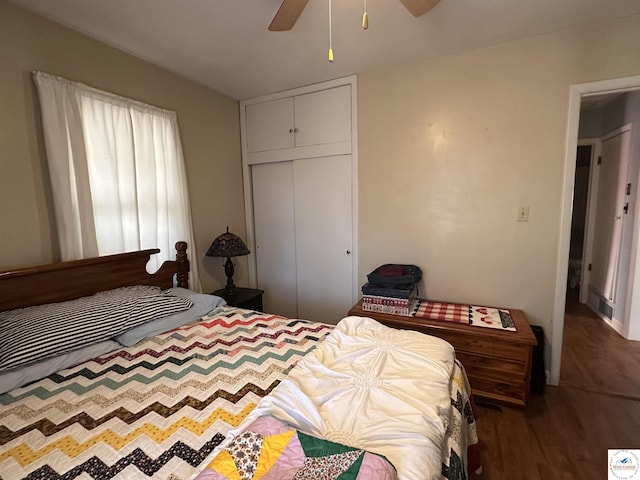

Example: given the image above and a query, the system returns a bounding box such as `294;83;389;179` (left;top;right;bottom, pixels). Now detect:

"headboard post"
175;241;189;288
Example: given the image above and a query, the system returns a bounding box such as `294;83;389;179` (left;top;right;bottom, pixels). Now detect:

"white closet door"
294;85;351;148
245;98;294;153
294;155;353;324
251;162;298;318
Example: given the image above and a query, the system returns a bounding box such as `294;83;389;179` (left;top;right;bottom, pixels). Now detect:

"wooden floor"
473;291;640;479
561;293;640;399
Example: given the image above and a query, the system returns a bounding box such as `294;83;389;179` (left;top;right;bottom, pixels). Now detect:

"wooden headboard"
0;241;190;312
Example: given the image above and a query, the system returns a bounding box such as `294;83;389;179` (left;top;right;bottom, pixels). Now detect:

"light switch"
518;206;529;222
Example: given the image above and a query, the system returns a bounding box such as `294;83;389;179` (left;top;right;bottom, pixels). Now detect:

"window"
33;71;199;287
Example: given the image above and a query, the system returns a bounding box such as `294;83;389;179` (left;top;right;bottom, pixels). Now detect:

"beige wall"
358;14;640;341
0;0;246;292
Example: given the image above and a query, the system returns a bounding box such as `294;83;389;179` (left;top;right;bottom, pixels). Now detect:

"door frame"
551;74;640;385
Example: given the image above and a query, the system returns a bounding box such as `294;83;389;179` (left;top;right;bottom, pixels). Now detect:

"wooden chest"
348;299;538;408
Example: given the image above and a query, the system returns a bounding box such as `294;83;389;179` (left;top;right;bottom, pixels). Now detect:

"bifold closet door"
251;161;298;318
293;155;353;324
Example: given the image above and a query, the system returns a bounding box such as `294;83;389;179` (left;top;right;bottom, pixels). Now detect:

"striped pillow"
0;285;192;372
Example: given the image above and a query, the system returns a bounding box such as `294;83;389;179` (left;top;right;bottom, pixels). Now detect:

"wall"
579;108;605;139
0;0;246;292
358;14;640;365
569;147;590;261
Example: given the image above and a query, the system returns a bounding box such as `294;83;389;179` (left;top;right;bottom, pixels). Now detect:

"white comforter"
212;316;456;480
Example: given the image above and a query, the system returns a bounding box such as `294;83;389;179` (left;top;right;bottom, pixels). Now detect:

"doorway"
586;125;633;328
567;143;593;305
551;74;640;386
567;122;634;322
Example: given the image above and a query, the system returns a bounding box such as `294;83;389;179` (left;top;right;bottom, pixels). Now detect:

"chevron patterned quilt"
0;307;332;480
0;306;479;480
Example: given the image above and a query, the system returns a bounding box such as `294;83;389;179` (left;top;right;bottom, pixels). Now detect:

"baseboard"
609;316;625;336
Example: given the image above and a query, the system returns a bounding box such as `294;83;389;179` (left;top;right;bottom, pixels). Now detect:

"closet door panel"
251;162;298;318
293;155;353;324
245;98;294;153
294;85;351;148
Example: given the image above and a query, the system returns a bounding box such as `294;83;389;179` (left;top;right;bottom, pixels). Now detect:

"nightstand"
212;287;264;311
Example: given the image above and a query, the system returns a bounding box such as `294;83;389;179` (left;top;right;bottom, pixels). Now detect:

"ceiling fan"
269;0;442;31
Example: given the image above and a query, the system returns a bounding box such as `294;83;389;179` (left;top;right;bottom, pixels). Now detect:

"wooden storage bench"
348;299;538;408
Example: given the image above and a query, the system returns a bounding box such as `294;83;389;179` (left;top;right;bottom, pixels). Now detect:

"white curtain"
33;71;200;289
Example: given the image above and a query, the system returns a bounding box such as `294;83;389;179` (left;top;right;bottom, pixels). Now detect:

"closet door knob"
346;250;351;254
289;128;294;134
294;128;299;133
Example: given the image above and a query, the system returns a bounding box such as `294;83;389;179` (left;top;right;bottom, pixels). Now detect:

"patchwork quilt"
196;416;397;480
0;307;479;480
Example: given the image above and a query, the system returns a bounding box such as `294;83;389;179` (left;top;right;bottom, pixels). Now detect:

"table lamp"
206;226;250;294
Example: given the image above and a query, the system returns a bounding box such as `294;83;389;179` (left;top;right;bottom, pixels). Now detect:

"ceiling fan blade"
398;0;442;17
269;0;310;31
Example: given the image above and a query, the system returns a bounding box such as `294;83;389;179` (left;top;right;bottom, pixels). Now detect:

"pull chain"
328;0;334;62
362;0;368;30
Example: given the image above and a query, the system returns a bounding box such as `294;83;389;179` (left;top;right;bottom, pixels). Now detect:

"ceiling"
10;0;640;100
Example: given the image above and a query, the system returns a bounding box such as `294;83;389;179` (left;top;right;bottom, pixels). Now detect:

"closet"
245;85;351;155
240;77;357;324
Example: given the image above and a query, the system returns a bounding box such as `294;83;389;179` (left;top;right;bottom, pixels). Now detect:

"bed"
0;243;480;480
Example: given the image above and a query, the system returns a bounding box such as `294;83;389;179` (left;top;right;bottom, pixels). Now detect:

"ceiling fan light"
327;0;334;62
362;0;369;30
270;0;439;32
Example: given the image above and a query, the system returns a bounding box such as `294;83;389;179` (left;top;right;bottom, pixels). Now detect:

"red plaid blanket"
413;301;516;331
414;301;469;323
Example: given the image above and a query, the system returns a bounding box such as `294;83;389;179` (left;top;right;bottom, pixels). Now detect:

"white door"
251;162;298;318
294;155;353;323
590;129;631;303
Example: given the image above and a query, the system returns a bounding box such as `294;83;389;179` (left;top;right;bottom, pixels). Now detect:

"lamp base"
223;257;237;294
